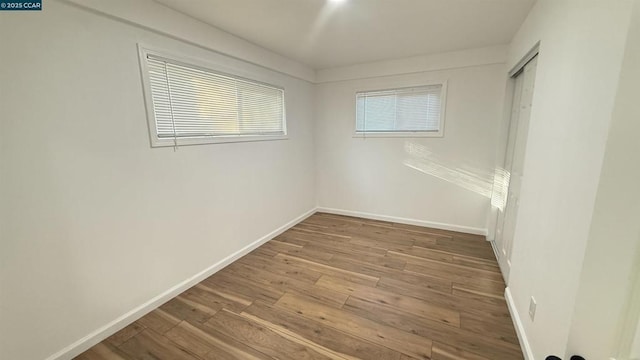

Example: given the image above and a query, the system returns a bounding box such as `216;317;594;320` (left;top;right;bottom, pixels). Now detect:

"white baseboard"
505;287;534;360
46;207;317;360
316;207;488;236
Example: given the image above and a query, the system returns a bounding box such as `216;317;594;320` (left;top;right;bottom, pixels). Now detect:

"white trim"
152;134;289;148
509;42;540;78
45;208;317;360
316;207;487;236
505;287;534;360
352;132;442;139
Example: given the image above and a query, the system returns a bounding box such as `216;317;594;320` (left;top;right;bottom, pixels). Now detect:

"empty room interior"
2;0;640;359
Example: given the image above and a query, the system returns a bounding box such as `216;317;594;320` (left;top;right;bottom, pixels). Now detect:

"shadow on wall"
403;141;510;211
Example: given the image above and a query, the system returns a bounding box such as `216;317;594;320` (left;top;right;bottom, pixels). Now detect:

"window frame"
137;44;288;148
353;81;447;138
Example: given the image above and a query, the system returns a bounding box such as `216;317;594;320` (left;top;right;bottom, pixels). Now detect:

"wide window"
355;84;446;137
139;47;286;147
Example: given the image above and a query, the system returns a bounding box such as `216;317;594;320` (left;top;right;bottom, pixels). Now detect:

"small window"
139;47;286;147
355;83;446;137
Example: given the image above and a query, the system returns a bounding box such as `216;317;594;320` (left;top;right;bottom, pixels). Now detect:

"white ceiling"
154;0;535;70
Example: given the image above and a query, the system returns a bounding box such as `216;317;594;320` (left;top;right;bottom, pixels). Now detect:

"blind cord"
163;62;179;152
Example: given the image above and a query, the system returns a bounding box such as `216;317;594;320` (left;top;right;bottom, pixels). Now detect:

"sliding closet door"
494;56;538;280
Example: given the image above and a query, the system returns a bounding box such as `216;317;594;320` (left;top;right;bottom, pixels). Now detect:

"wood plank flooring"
76;213;523;360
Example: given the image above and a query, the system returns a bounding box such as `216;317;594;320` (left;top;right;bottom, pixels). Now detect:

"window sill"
353;131;443;139
150;134;289;147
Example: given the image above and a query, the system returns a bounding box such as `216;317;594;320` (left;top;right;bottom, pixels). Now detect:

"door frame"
509;42;540;77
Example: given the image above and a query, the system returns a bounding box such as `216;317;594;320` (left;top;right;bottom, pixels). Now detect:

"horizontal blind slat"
356;85;443;133
146;55;285;139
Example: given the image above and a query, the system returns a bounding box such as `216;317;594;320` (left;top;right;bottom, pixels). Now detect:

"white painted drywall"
315;45;508;83
632;316;640;359
60;0;316;82
315;63;508;233
566;0;640;358
0;2;316;359
504;0;633;358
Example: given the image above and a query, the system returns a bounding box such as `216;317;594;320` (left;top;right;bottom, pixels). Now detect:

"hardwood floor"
76;213;523;360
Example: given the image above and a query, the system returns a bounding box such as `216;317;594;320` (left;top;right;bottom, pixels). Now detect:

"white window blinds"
145;54;285;142
356;84;444;134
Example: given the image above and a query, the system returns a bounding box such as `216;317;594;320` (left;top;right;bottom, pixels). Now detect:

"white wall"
4;1;638;359
60;0;316;82
504;0;633;358
0;2;316;359
315;60;508;233
315;45;508;83
566;0;640;358
633;315;640;359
